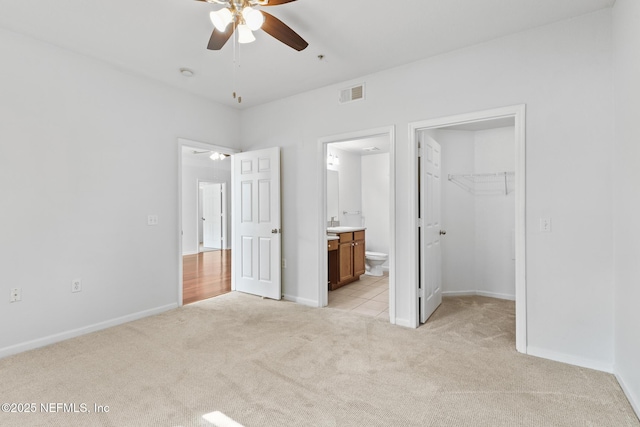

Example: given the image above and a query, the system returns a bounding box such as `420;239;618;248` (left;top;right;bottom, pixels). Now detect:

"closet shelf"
448;172;515;195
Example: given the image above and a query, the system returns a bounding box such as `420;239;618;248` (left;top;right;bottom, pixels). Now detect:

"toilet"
365;251;388;276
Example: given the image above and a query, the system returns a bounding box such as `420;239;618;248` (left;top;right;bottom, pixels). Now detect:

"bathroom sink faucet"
330;216;337;227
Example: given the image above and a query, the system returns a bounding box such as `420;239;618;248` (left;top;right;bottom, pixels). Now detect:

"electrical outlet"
10;287;21;302
147;215;159;226
72;278;82;293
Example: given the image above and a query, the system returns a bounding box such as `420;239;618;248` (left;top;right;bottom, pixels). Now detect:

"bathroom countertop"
326;226;366;233
327;236;339;241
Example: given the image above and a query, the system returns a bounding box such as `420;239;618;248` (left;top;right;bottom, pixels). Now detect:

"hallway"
183;250;231;305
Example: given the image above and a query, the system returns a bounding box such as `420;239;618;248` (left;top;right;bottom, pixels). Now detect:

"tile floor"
327;272;389;319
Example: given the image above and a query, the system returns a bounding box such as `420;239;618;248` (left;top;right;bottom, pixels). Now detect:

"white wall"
181;157;231;255
612;0;640;416
474;127;516;300
327;146;362;226
439;130;477;295
0;28;241;356
361;153;390;258
239;10;614;370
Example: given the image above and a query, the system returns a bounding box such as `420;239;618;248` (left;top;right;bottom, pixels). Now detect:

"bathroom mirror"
327;170;339;224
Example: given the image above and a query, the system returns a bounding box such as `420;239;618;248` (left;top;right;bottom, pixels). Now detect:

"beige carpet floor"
0;293;638;427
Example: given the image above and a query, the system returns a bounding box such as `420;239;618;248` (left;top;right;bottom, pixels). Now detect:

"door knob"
202;217;205;221
439;230;447;235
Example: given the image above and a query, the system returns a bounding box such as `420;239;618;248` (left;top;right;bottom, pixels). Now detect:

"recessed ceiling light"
362;147;380;152
180;68;194;77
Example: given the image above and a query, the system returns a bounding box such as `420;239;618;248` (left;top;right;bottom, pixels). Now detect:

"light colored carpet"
0;293;637;427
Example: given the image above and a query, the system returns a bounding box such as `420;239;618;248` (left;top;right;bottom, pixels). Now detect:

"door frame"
317;126;396;323
177;138;239;307
408;105;527;353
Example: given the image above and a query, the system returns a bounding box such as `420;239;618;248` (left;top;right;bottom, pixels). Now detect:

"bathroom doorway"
318;126;396;323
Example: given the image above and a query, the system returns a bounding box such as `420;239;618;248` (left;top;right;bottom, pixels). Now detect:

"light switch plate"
540;218;551;232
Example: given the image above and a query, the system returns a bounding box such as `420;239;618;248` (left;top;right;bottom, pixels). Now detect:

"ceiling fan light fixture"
242;7;264;31
210;8;233;32
210;152;223;160
237;24;256;44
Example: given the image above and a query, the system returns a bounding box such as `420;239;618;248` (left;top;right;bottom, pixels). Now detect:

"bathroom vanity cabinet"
328;230;365;290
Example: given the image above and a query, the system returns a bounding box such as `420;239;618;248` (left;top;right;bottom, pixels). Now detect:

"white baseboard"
476;290;516;301
182;250;198;256
442;290;515;301
442;290;477;297
615;371;640;420
527;346;613;373
394;317;414;328
282;294;318;307
0;303;178;360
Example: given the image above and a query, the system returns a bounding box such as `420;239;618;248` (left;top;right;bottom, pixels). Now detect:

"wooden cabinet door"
338;242;353;283
353;239;366;277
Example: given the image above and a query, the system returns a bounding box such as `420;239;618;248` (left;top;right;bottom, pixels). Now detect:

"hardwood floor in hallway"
183;249;231;305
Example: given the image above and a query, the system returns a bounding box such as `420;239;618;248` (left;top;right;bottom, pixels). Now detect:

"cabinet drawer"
327;240;338;251
339;232;354;243
354;230;365;241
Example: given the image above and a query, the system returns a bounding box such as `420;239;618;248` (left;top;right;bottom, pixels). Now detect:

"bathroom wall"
362;153;390;262
327;146;362;226
439;127;516;299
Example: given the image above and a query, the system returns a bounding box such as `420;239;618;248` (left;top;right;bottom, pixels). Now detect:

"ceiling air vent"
339;83;365;104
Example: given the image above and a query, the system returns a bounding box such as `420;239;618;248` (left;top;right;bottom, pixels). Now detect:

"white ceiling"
332;135;391;156
0;0;615;109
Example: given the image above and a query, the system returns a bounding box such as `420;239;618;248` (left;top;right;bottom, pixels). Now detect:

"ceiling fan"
192;150;229;160
196;0;308;51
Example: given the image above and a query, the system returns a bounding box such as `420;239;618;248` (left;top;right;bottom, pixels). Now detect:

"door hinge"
418;287;425;298
417;218;423;228
417;141;422;157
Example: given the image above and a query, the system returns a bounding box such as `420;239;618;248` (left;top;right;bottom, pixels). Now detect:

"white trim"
317;126;396;324
442;290;515;301
476;291;516;301
615;371;640;420
394;317;413;328
527;346;613;374
441;291;477;297
0;303;177;360
283;294;318;307
177;138;240;307
408;105;527;353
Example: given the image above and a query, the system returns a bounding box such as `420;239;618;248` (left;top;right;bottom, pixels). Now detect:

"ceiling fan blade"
261;0;298;5
261;11;308;51
207;22;237;50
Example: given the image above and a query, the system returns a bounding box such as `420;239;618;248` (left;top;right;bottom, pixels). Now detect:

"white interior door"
232;147;281;300
202;184;222;249
419;133;443;323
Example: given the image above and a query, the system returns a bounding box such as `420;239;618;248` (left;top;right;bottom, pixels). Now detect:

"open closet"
431;120;516;302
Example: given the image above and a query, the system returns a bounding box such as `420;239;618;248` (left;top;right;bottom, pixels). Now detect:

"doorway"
318;126;396;322
178;138;238;306
409;105;527;353
199;181;227;252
